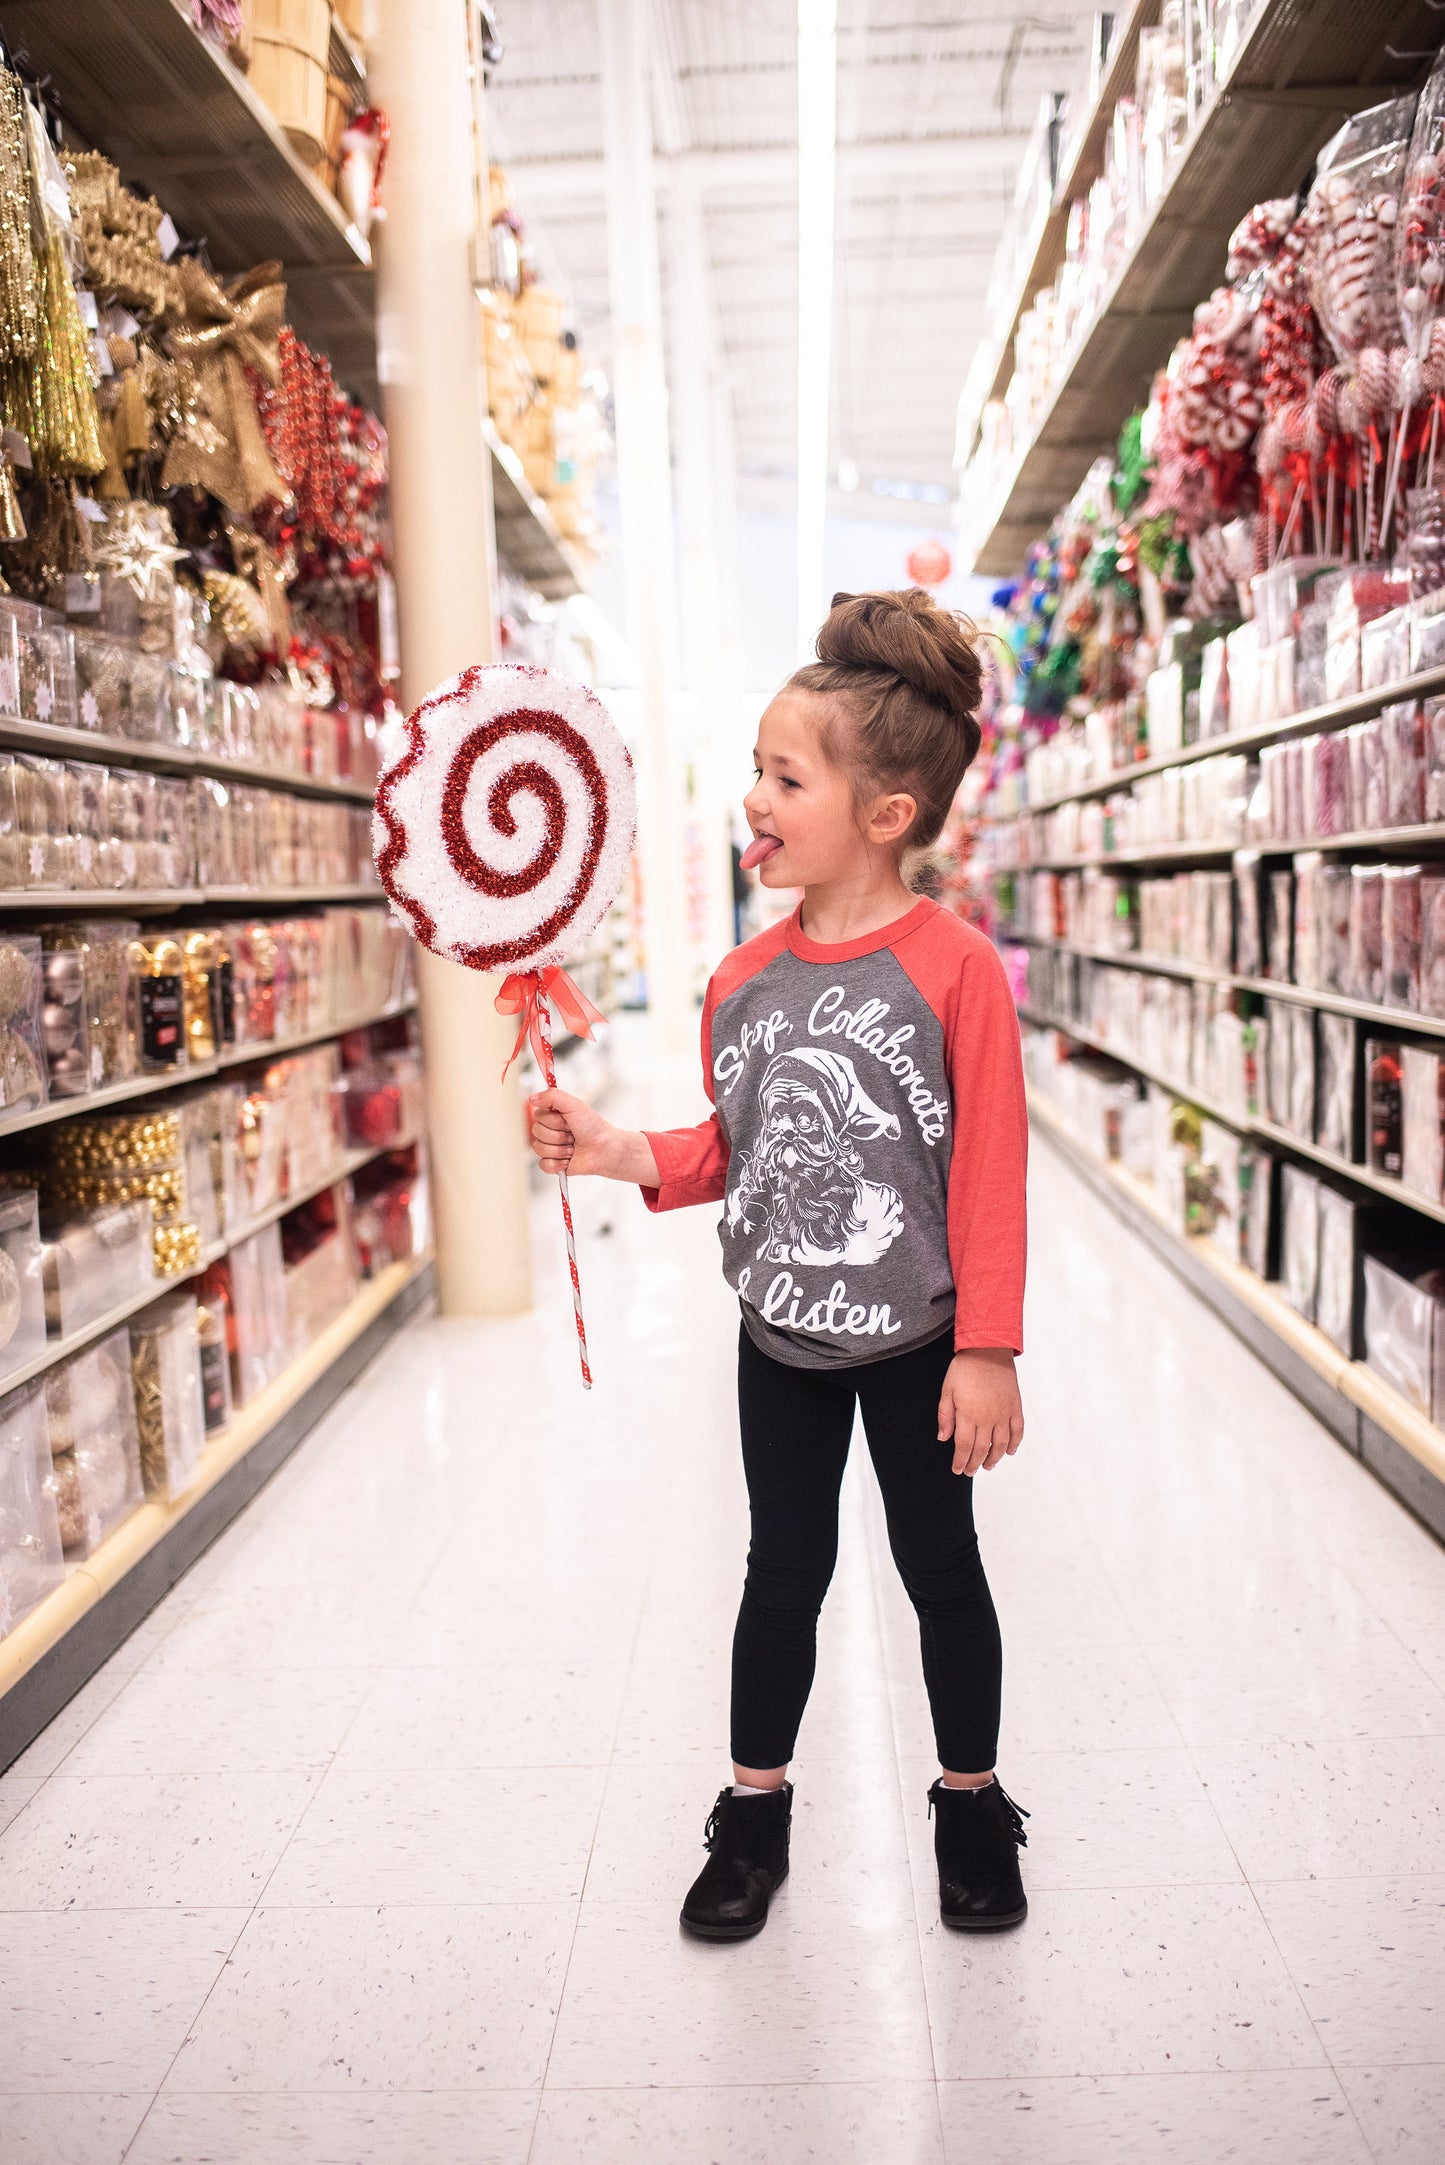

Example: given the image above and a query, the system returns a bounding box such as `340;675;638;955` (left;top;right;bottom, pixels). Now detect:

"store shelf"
201;883;382;907
485;424;586;600
1006;931;1445;1040
1015;668;1445;818
0;996;416;1145
0;713;375;806
0;1252;436;1759
1018;1001;1245;1131
0;0;379;405
0;889;205;914
1027;1083;1445;1503
1007;931;1231;985
964;0;1439;574
1016;818;1445;873
0;1134;417;1404
0;883;383;915
965;3;1155;440
1021;998;1445;1231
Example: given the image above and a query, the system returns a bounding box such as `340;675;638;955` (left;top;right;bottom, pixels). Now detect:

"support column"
664;174;736;970
368;0;533;1315
597;0;693;1052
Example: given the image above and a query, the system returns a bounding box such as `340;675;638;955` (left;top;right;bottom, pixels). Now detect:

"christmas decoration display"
375;664;636;1386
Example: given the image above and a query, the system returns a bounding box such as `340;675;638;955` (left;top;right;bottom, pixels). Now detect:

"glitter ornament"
375;662;637;1388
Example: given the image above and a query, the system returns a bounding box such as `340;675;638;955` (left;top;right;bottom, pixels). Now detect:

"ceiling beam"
506;130;1028;202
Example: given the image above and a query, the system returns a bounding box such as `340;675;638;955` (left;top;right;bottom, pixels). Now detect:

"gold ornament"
94;500;186;601
0;64;37;363
161;256;287;513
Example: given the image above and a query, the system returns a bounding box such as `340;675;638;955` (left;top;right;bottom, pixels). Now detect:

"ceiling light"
837;456;859;492
796;0;837;660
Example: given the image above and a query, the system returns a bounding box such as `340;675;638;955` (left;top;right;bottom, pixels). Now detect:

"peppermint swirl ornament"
374;662;636;971
373;662;637;1391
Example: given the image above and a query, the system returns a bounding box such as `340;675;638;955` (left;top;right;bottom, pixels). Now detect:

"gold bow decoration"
161;256;288;514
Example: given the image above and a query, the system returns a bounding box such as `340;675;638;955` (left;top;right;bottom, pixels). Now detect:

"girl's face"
743;691;914;888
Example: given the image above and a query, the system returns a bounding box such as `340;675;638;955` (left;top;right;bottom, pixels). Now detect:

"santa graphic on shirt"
726;1046;905;1265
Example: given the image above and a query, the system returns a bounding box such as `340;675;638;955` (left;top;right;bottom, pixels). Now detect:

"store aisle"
1;1024;1443;2165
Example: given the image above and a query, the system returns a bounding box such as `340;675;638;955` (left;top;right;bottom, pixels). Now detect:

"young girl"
528;588;1030;1942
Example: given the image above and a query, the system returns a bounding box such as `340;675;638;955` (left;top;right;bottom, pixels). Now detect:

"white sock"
732;1781;780;1795
941;1775;995;1792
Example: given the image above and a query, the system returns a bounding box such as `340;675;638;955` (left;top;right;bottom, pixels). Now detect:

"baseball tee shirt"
639;895;1028;1370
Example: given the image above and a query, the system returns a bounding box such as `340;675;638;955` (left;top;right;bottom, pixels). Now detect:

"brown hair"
787;588;983;861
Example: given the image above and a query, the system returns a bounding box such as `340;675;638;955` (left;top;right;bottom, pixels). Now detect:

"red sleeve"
897;919;1028;1355
945;938;1028;1354
638;977;730;1213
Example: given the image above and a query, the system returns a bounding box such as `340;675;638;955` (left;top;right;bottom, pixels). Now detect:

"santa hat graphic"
757;1048;901;1143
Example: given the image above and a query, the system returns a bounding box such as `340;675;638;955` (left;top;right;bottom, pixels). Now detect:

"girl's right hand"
527;1086;622;1178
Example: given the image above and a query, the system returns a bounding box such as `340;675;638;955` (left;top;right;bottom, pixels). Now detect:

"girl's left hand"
938;1348;1024;1476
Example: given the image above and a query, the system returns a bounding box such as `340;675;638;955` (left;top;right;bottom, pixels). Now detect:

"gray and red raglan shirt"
639;895;1028;1371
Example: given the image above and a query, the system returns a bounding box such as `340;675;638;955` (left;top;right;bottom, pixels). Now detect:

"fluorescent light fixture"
837;455;859;492
796;0;837;661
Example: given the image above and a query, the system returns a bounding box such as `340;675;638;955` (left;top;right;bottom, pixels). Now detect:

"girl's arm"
936;937;1028;1477
527;981;730;1208
945;939;1029;1357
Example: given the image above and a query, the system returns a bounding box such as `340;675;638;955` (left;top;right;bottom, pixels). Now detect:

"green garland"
1113;412;1147;516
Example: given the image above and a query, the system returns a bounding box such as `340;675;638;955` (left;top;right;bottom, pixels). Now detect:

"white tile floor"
1;1023;1444;2163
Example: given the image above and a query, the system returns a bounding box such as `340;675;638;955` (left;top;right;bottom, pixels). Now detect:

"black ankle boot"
927;1776;1029;1931
679;1782;793;1942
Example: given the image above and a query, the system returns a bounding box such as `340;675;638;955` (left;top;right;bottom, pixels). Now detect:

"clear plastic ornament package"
40;1199;154;1340
0;1380;63;1641
1280;1163;1321;1323
0;1188;46;1388
1316;1011;1355;1157
44;1326;143;1558
1401;1043;1445;1201
129;1292;206;1503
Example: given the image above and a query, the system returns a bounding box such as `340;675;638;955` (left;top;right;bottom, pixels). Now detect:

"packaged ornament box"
41;1199;154;1341
0;1187;47;1387
129;1291;206;1503
0;935;48;1119
44;1326;143;1559
0;1379;63;1642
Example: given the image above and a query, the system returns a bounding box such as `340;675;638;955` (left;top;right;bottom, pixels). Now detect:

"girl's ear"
867;790;916;844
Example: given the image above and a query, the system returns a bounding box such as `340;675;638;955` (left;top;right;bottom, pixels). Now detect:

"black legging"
731;1320;1003;1773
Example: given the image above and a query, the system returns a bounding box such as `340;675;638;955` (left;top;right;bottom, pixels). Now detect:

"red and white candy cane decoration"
373;663;637;1388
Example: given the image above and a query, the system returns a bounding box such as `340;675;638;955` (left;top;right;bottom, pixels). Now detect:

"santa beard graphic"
727;1047;905;1266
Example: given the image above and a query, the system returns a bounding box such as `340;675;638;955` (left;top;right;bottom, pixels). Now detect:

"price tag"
66;576;101;618
2;428;32;470
76;497;108;524
156;213;179;260
76;287;99;328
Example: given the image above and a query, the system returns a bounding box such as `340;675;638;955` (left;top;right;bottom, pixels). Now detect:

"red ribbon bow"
495;964;607;1083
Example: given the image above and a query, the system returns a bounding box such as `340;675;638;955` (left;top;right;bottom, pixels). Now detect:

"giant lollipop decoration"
374;663;637;1387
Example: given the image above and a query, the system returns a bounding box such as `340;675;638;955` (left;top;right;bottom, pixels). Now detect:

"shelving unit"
0;996;417;1144
962;0;1440;575
1011;669;1445;820
0;0;453;1761
1024;983;1445;1230
0;1;585;593
1028;1086;1445;1534
958;2;1155;459
0;1252;435;1764
0;713;377;804
485;424;586;601
0;0;378;399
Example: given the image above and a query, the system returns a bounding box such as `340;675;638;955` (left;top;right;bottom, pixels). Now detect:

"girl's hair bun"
816;588;983;720
788;586;984;856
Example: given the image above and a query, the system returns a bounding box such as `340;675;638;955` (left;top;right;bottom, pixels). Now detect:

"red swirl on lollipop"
374;663;638;1387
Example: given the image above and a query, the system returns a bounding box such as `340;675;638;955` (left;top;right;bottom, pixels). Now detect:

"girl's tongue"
740;833;783;870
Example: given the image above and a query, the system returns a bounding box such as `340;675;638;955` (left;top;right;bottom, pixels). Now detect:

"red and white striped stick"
533;989;593;1391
